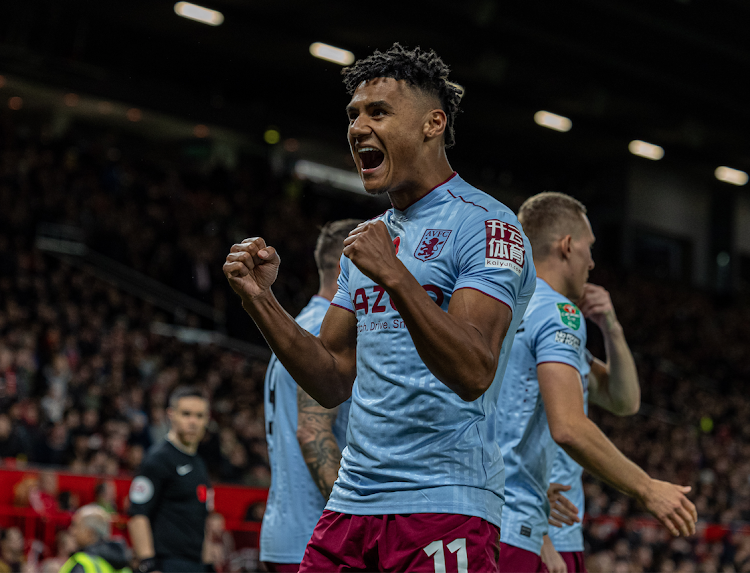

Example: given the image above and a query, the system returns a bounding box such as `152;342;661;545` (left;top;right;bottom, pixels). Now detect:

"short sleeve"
331;254;354;313
533;302;585;372
453;213;530;311
127;456;166;517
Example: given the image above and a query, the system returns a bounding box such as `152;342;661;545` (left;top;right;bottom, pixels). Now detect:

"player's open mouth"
358;147;385;173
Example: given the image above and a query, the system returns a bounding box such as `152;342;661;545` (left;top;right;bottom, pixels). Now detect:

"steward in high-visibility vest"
60;550;131;573
62;504;132;573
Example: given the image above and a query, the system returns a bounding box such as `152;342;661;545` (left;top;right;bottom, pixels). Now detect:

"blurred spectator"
0;527;25;573
94;480;118;514
39;531;77;573
58;490;81;513
244;502;265;523
0;414;24;459
28;471;59;516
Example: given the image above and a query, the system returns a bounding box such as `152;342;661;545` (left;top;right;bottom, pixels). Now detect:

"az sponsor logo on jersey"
414;229;451;261
556;302;581;330
484;219;525;275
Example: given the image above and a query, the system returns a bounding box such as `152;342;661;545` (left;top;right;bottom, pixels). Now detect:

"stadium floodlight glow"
295;160;365;194
309;42;355;66
174;2;224;26
628;140;664;161
714;166;748;186
534;111;572;132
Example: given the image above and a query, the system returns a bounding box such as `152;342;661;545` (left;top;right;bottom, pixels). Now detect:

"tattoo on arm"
297;386;342;500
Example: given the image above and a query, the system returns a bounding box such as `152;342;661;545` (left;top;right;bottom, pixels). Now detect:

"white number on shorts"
423;538;468;573
447;538;468;573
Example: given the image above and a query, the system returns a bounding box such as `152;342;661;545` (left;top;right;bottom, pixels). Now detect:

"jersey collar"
167;435;197;456
393;172;459;215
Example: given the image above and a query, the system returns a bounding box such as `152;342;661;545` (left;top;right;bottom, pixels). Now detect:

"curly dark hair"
342;43;464;148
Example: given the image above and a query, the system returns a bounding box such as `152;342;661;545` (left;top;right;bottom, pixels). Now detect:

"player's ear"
560;235;573;260
423;108;447;141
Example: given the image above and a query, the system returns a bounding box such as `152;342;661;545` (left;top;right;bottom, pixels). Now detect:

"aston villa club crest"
414;229;452;261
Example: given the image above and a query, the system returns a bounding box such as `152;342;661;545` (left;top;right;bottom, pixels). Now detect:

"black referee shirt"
128;439;213;563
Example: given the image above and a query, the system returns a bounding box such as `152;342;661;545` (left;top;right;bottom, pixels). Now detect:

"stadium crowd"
1;112;750;571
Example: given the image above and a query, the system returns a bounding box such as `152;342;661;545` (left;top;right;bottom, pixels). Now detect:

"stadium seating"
2;111;750;571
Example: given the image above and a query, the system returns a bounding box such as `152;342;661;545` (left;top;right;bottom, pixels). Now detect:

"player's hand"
547;483;581;527
640;479;697;536
343;221;403;287
577;283;619;333
223;237;280;303
540;535;567;573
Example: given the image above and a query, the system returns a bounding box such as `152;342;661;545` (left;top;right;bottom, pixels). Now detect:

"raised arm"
297;388;342;500
343;221;512;402
539;362;696;537
578;283;640;416
223;238;357;408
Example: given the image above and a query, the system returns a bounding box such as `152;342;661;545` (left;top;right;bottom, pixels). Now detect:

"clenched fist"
343;221;404;287
223;237;280;303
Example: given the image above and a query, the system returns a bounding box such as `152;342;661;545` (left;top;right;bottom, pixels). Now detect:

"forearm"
128;515;156;559
297;390;341;500
299;435;341;500
243;291;352;407
602;321;640;414
554;417;649;501
386;271;500;401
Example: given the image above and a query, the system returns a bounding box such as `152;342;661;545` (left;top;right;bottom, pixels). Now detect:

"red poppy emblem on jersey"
414;229;451;262
393;236;400;255
196;485;207;503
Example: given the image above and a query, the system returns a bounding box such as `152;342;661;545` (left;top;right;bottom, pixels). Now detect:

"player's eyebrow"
345;100;394;115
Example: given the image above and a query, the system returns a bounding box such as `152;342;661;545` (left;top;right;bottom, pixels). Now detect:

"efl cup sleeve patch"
129;476;154;504
484;219;525;275
556;302;582;330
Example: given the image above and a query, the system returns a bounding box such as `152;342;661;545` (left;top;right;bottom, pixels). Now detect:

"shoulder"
447;181;525;239
140;441;173;472
446;178;513;218
528;287;585;335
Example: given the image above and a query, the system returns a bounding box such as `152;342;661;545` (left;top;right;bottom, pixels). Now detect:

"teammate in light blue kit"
497;192;697;573
497;276;592;566
224;44;536;571
260;219;359;571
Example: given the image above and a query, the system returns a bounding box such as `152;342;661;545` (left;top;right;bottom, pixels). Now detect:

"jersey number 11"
423;538;468;573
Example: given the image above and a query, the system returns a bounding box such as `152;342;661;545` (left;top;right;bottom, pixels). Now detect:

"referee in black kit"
128;387;214;573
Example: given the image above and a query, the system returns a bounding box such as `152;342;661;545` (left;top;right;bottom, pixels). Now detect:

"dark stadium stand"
2;103;750;571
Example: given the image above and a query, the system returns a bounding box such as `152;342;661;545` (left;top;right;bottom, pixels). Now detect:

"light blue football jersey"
498;278;590;555
548;349;592;553
327;173;536;528
260;296;351;563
